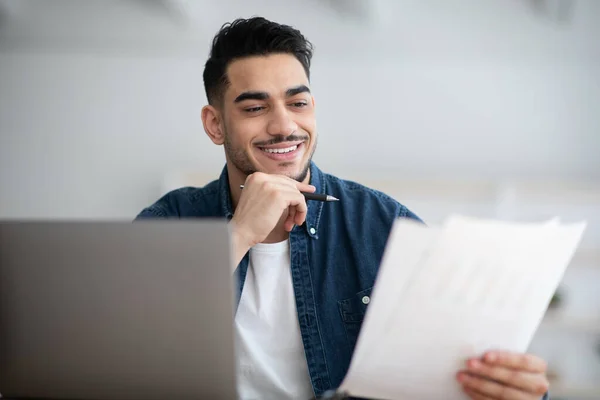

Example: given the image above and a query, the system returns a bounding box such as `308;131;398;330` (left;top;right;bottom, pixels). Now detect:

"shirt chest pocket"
337;287;373;351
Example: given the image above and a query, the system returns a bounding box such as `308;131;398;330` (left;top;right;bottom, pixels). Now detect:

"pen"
239;185;339;202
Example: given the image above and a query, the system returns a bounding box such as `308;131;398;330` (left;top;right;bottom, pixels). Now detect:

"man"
136;17;550;400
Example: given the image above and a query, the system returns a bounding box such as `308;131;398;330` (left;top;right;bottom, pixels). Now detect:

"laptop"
0;220;237;400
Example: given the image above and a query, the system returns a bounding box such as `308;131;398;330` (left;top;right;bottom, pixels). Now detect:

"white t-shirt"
234;239;314;400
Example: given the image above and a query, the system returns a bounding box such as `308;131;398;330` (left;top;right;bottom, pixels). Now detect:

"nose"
266;104;298;137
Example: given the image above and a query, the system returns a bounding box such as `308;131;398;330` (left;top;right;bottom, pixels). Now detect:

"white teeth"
261;145;298;154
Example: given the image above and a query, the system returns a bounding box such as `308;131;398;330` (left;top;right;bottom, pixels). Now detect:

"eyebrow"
233;85;311;103
286;85;311;97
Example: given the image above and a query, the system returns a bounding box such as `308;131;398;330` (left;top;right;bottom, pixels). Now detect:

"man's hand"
230;172;315;265
457;351;549;400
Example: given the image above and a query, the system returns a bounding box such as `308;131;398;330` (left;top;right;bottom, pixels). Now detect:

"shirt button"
362;296;370;305
309;227;316;235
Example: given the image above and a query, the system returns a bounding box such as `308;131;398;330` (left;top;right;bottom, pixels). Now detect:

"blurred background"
0;0;598;398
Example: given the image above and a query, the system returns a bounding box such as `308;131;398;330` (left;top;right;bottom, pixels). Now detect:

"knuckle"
535;378;549;394
270;190;282;202
477;363;492;377
299;197;307;207
246;172;259;184
263;181;278;193
509;370;521;384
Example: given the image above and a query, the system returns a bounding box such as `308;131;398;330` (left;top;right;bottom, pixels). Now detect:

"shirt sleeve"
134;205;168;220
133;190;183;220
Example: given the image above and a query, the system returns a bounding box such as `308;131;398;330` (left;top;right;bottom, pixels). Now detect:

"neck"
227;163;311;244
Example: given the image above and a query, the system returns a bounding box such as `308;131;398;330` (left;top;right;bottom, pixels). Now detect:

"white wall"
0;53;210;218
312;61;600;180
0;0;599;219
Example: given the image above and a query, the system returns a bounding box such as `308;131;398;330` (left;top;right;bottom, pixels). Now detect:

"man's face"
220;54;317;182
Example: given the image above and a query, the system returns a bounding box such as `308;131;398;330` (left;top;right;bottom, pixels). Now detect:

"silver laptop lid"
0;220;237;400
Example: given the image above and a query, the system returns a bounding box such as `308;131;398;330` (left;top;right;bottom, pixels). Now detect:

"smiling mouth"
255;141;305;161
259;144;298;154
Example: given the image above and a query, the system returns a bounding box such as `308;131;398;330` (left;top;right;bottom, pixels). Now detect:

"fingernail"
456;372;466;383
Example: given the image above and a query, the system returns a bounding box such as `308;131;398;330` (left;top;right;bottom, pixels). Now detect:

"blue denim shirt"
135;163;549;400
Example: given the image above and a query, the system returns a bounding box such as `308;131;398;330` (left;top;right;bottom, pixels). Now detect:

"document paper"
339;215;586;400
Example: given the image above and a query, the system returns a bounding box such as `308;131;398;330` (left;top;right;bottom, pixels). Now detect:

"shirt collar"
305;162;325;239
217;162;325;239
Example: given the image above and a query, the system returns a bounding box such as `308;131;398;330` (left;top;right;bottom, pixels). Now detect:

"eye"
291;102;308;108
244;106;265;113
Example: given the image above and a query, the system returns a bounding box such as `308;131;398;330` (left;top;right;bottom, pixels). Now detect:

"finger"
291;196;308;227
261;181;312;201
248;182;308;223
266;174;316;192
270;188;308;223
285;206;296;232
457;372;531;400
466;359;549;395
264;183;307;203
282;190;308;210
463;387;494;400
483;351;547;373
244;176;315;204
245;172;307;191
294;205;306;227
295;181;316;192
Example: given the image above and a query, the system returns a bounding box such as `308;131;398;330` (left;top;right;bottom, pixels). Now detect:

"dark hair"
203;17;314;106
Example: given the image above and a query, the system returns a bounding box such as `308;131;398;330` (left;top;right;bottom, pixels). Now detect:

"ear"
202;105;225;145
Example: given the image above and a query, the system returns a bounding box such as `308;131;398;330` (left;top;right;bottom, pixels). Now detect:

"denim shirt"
135;163;549;400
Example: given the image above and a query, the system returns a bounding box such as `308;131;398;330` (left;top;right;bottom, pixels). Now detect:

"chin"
258;163;304;180
282;164;310;182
